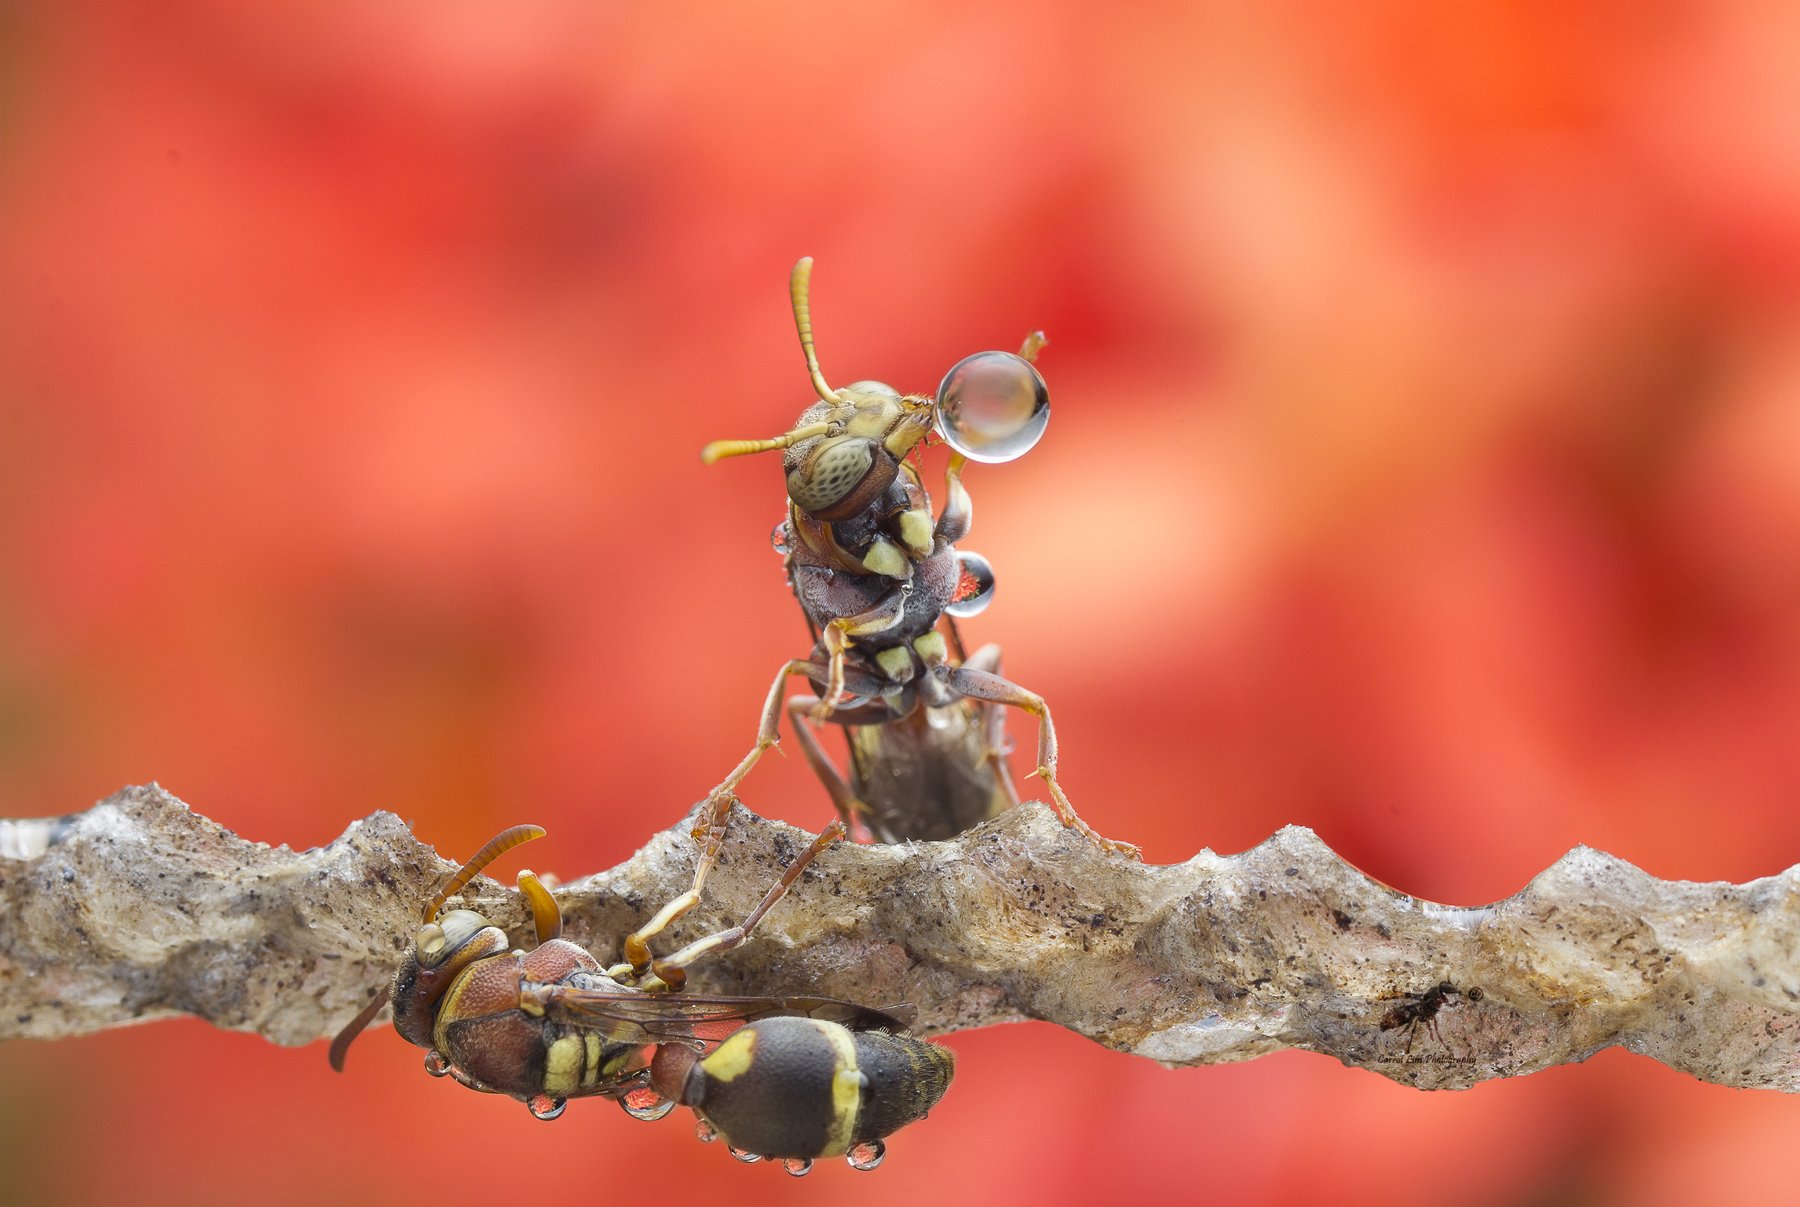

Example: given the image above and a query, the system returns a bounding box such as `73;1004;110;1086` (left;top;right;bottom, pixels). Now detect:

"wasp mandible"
680;258;1137;865
329;823;953;1174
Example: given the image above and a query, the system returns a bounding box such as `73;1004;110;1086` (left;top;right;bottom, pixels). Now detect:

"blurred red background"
3;2;1798;1204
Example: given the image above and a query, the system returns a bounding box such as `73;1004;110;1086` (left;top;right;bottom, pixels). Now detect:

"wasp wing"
540;985;907;1047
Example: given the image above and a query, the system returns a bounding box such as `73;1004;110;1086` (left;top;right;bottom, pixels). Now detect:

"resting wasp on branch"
683;257;1136;872
329;823;953;1174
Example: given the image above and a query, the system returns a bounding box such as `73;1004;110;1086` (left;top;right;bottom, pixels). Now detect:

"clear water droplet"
422;1050;452;1078
728;1146;763;1164
846;1139;887;1171
935;351;1049;463
693;1118;718;1144
770;521;791;556
945;551;996;618
618;1086;676;1121
782;1158;814;1177
525;1094;566;1121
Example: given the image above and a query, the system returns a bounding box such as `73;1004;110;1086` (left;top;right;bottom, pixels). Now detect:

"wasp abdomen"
680;1016;954;1159
847;1028;956;1148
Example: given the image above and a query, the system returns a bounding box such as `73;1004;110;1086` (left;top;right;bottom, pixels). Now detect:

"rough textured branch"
2;784;1797;1091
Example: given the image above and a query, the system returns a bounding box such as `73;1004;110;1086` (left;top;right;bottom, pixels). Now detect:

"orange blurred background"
3;2;1799;1204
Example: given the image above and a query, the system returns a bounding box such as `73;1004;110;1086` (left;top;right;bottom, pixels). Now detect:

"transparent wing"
540;985;907;1046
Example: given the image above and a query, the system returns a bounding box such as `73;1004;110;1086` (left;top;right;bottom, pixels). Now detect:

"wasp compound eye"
417;910;490;968
934;351;1049;463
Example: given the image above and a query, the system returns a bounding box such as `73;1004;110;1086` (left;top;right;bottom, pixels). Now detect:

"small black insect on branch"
1379;982;1484;1056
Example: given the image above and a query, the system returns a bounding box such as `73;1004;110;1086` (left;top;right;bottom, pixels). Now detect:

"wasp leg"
935;452;972;545
516;870;562;944
960;643;1020;809
698;658;833;831
619;661;880;976
615;798;736;978
812;592;910;721
938;665;1140;859
645;821;847;991
785;695;875;838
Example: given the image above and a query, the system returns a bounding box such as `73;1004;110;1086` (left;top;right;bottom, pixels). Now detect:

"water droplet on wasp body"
846;1139;887;1170
526;1094;566;1121
770;521;791;556
422;1050;452;1077
782;1157;814;1177
945;550;996;618
935;350;1049;463
728;1146;763;1164
693;1118;718;1143
618;1086;676;1121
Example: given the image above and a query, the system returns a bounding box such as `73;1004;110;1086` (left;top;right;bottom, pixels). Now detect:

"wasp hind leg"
960;643;1020;810
939;664;1140;859
785;695;878;840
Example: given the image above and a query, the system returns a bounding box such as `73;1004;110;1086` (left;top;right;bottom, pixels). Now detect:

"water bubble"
782;1158;814;1177
618;1087;676;1121
945;551;996;618
422;1050;452;1078
846;1139;887;1171
525;1095;566;1121
935;351;1049;463
728;1146;763;1164
770;521;791;556
693;1118;718;1144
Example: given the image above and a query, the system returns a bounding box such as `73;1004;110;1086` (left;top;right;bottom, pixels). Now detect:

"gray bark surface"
2;784;1796;1091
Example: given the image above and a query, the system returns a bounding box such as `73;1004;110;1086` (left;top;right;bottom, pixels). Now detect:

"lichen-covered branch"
2;784;1796;1091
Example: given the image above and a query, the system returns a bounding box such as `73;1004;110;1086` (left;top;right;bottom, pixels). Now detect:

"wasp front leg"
812;590;910;721
934;453;972;545
939;664;1140;859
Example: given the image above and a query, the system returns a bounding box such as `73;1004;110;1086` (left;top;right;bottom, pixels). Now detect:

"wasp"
329;823;953;1174
1379;981;1484;1055
686;257;1137;860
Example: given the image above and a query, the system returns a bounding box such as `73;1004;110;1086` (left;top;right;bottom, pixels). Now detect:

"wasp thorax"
935;351;1049;463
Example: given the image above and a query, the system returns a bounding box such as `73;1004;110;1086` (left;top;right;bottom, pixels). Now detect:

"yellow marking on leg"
912;630;948;667
876;645;914;682
700;1028;759;1083
544;1036;583;1097
897;508;933;556
862;538;908;579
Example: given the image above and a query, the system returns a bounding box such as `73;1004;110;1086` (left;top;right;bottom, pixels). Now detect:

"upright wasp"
687;257;1136;863
329;823;953;1174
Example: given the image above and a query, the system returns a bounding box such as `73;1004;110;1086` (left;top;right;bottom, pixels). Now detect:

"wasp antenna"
790;257;843;404
327;985;392;1072
700;421;834;464
424;824;547;922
